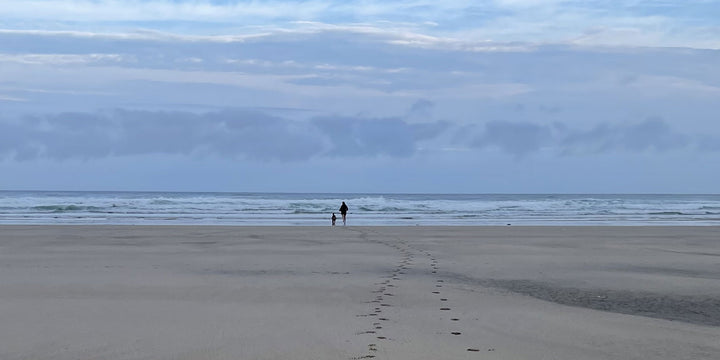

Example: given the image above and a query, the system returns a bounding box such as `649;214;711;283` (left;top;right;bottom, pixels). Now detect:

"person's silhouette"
339;202;348;225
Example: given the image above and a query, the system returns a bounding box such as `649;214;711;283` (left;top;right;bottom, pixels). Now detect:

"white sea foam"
0;191;719;225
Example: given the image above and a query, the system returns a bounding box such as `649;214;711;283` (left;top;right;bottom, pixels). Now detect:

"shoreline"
1;224;719;227
2;225;718;359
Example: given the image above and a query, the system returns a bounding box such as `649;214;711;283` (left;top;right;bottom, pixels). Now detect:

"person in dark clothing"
331;213;337;226
339;201;348;225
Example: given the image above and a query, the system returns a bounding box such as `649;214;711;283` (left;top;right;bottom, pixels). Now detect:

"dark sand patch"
450;274;720;327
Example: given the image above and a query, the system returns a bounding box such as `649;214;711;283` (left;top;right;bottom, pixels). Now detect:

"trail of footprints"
351;231;481;359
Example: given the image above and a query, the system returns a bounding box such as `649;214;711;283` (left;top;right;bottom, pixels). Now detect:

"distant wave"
1;191;719;225
648;211;687;216
31;205;106;213
149;199;177;205
357;206;408;212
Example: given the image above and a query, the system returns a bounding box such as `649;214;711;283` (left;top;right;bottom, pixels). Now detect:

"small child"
331;213;337;226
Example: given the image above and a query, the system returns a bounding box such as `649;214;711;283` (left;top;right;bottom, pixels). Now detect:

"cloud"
312;115;450;157
1;27;717;97
0;0;333;22
408;99;434;119
0;94;28;102
698;135;720;152
468;118;699;156
1;1;719;49
0;109;448;161
561;118;690;154
472;120;554;156
0;110;324;161
0;53;129;65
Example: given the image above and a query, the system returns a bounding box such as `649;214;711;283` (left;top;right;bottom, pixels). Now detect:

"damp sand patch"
449;274;720;327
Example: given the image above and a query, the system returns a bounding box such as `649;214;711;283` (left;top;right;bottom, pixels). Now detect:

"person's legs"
342;213;346;225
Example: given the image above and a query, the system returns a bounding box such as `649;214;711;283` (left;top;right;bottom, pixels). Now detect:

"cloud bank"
0;109;450;161
1;109;714;163
469;118;697;157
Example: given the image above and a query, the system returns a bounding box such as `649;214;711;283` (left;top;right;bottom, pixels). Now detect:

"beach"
1;225;719;359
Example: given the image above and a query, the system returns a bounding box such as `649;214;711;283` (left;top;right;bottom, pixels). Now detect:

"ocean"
1;191;719;226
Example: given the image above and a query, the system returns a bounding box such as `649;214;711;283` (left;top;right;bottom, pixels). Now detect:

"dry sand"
1;225;719;359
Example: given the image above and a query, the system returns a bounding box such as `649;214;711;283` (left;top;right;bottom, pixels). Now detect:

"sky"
1;0;719;193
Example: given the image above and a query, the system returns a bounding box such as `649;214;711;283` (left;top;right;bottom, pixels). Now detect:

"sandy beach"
1;225;719;360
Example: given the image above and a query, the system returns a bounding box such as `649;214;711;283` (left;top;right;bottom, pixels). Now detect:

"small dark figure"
339;201;349;225
331;213;337;226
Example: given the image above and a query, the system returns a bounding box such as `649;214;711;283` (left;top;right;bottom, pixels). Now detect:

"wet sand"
1;225;719;359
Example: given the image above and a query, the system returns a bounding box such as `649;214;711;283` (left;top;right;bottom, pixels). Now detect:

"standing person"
331;213;337;226
339;201;349;225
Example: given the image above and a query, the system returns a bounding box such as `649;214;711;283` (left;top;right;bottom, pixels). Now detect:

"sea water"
1;191;719;225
